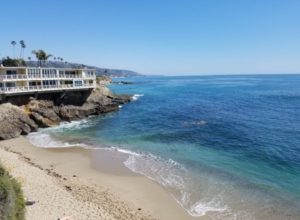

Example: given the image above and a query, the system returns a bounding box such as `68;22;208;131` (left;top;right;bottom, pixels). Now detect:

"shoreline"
0;136;202;220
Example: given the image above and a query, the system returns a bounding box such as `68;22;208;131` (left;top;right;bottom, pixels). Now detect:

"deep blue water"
29;75;300;219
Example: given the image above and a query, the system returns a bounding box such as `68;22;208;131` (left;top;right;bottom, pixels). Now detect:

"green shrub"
1;57;26;67
0;164;25;220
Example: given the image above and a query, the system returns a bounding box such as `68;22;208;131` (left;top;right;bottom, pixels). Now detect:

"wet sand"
0;136;204;220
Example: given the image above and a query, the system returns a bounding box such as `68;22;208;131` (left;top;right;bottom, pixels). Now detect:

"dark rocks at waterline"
58;87;131;121
112;81;134;85
0;86;132;140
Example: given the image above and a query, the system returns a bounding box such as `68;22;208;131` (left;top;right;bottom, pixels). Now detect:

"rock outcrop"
0;85;132;140
27;99;61;127
0;103;38;140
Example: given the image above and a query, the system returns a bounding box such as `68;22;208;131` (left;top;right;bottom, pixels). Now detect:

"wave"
28;129;298;219
50;118;94;131
132;94;144;101
28;127;229;217
122;150;229;217
27;132;85;148
27;118;95;148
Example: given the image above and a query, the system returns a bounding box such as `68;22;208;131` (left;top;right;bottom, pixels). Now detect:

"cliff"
0;85;131;140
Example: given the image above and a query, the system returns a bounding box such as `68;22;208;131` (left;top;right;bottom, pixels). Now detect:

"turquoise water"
29;75;300;219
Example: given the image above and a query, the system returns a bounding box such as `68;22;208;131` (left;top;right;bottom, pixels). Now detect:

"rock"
0;84;132;140
114;81;134;85
58;103;98;121
64;185;72;191
58;86;131;121
25;200;36;206
87;86;131;106
27;99;61;127
0;103;38;140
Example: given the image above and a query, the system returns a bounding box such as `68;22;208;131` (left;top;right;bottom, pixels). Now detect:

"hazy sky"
0;0;300;75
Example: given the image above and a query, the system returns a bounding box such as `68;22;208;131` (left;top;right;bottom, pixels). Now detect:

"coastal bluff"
0;85;131;140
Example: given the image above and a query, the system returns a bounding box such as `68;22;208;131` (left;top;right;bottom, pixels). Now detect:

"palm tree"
32;49;52;67
57;57;63;62
19;40;26;59
11;41;16;58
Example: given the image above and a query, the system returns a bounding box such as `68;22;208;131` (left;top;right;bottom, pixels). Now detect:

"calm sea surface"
29;75;300;219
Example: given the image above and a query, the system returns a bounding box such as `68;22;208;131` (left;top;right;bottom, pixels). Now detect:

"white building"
0;66;96;96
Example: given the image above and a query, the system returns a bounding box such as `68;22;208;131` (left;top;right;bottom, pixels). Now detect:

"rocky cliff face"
0;85;131;140
0;103;38;140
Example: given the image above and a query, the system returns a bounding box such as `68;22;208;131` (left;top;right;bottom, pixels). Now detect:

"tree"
32;49;52;67
28;56;31;61
11;41;16;58
57;57;63;62
19;40;26;59
1;56;25;67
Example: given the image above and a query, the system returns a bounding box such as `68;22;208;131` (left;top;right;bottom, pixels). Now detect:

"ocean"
28;75;300;219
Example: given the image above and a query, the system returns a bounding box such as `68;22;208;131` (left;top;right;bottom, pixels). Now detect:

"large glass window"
42;80;57;86
6;70;17;75
74;80;83;87
6;82;16;87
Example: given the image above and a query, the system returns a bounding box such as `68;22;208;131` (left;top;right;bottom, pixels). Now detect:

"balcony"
0;73;96;81
0;74;28;80
0;84;95;94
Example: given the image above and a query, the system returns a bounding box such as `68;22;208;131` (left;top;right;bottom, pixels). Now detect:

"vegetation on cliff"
0;164;25;220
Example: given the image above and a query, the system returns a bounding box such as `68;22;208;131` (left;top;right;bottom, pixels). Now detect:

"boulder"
0;103;38;140
86;86;131;106
58;105;95;121
27;99;61;127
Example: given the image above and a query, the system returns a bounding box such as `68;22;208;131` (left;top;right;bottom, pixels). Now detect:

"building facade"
0;66;96;96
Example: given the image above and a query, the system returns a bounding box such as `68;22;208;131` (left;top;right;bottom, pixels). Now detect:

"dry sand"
0;136;204;220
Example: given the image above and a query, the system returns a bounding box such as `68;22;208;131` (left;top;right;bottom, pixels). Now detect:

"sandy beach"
0;136;201;220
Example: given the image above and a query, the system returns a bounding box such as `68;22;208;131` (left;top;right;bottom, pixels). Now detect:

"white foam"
52;119;93;130
26;118;95;148
27;115;228;218
27;132;83;148
107;146;142;157
132;94;144;101
188;197;228;217
122;151;229;217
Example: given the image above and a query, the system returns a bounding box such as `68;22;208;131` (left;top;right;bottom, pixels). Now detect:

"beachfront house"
0;66;96;100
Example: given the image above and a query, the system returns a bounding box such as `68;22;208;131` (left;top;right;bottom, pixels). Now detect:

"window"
43;80;57;86
29;81;41;86
6;82;16;87
6;70;17;75
74;80;83;87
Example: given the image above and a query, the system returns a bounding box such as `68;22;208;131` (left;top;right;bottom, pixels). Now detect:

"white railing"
0;74;28;80
0;74;96;80
0;84;95;94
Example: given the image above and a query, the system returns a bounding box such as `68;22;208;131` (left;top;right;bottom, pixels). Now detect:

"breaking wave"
132;94;144;101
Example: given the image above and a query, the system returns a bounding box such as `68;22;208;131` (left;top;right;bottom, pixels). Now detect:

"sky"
0;0;300;75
